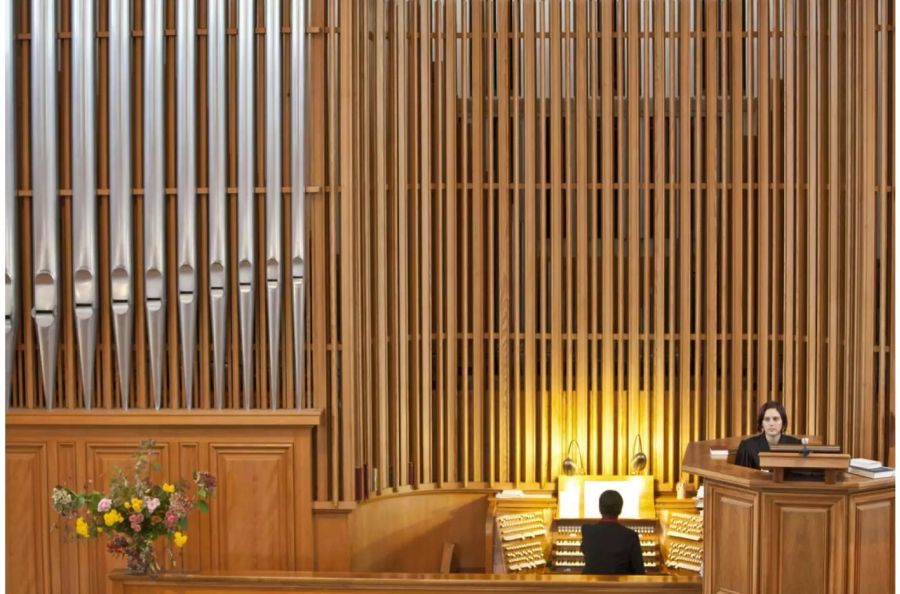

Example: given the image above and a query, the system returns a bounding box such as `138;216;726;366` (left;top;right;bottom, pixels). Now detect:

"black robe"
734;432;802;470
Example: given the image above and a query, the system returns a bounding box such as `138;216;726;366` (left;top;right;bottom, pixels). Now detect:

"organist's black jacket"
580;519;646;575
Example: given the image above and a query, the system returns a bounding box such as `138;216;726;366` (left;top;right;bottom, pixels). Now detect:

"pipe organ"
5;0;894;513
8;0;311;413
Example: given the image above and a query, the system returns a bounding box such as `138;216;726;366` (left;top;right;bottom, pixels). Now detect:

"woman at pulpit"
734;401;801;470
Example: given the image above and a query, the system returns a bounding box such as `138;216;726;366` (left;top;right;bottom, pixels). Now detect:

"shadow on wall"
350;492;489;573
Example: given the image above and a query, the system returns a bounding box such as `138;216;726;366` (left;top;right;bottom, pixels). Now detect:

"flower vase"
127;540;162;576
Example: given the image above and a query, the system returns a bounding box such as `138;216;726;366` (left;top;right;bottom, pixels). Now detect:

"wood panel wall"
9;0;895;507
6;411;319;594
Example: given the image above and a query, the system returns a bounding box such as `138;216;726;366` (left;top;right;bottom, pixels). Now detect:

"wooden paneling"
6;411;318;594
210;445;296;571
9;0;895;509
349;491;488;573
847;491;895;594
705;484;758;594
761;493;846;594
6;444;50;594
312;506;354;571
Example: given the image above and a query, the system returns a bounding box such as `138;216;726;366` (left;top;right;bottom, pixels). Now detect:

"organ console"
487;476;701;577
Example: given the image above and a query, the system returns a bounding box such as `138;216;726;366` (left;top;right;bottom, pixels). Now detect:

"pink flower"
144;497;160;513
97;498;113;512
165;511;178;529
129;513;145;532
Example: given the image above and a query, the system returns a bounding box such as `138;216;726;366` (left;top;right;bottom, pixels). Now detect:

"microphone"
801;437;810;457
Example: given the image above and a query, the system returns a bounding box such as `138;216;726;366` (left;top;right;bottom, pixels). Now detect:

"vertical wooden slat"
310;0;330;500
522;0;537;485
497;0;511;484
784;0;796;416
374;0;389;493
340;0;358;498
806;0;820;435
574;0;589;465
485;0;496;485
859;0;876;457
510;0;521;487
651;0;665;479
758;0;771;413
599;0;614;475
875;0;889;461
677;0;690;460
626;0;640;457
826;0;840;443
705;0;718;437
730;0;744;435
471;0;485;485
444;0;458;485
549;0;563;479
417;0;432;485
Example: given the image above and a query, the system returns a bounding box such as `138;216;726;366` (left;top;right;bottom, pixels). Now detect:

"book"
709;447;730;459
849;457;883;470
847;466;894;479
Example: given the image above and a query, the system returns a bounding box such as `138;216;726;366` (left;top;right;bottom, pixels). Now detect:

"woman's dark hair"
599;490;624;518
755;401;788;432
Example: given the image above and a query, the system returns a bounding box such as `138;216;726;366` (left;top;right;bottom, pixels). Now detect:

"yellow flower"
104;509;124;527
97;527;104;534
75;517;90;538
162;483;175;493
130;497;144;512
124;501;131;509
173;531;188;548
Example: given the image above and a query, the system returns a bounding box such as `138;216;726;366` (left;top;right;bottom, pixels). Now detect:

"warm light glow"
557;475;656;519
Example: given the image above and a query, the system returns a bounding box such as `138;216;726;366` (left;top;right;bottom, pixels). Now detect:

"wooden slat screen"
8;0;894;505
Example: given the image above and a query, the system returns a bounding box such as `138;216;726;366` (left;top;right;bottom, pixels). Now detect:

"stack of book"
847;458;894;479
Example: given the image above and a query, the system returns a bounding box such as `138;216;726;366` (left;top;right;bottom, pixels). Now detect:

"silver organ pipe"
265;0;283;409
144;0;166;410
31;0;59;408
176;0;198;409
5;0;16;407
291;0;308;408
237;0;256;409
109;0;134;408
72;0;98;408
208;0;228;409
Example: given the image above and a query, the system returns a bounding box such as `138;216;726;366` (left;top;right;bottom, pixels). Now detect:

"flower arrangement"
51;439;216;574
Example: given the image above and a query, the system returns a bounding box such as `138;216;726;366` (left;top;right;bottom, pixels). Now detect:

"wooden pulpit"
683;437;895;594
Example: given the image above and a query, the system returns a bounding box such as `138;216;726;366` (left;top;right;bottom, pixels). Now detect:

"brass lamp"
562;440;585;476
630;434;647;474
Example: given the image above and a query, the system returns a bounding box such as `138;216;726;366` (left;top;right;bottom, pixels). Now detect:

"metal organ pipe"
72;0;99;408
144;0;166;410
208;0;228;409
5;0;17;407
291;0;308;408
31;0;60;408
265;0;283;409
237;0;256;409
177;0;198;409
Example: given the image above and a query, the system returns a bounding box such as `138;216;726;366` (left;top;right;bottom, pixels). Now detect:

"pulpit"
683;438;895;594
